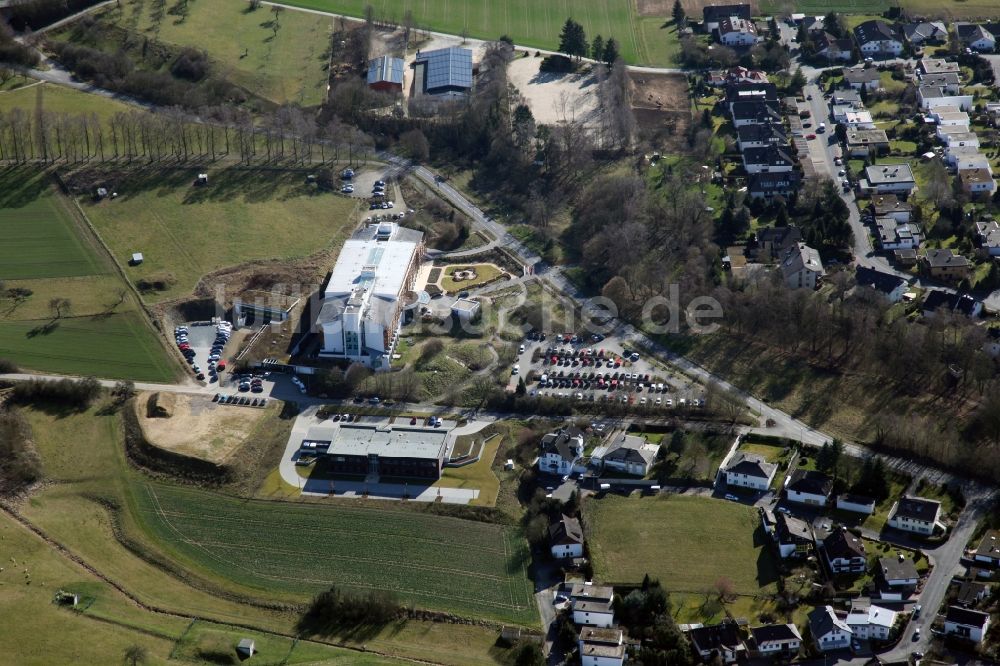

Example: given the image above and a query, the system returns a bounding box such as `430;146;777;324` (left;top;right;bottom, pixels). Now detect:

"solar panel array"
367;56;405;85
417;47;473;92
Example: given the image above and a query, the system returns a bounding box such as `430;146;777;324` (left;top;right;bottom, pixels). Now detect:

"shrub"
0;406;41;495
0;358;18;373
297;585;402;634
170;48;210;82
11;377;102;408
539;54;574;73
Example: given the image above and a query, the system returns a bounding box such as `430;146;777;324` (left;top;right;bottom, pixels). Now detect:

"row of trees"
297;585;402;634
0;407;41;496
11;377;102;408
557;18;620;66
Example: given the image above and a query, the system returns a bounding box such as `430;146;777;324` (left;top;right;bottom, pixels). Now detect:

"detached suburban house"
922;290;983;318
836;493;876;515
904;21;948;45
876;218;922;252
749;624;801;658
591;433;661;477
742;145;795;175
855;265;909;303
784;469;833;506
723;452;777;490
549;514;585;560
846;599;898;641
863;164;916;195
944;606;992;643
811;31;854;61
921;249;972;283
974;530;1000;566
821;528;868;574
774;512;814;558
887;495;942;535
846;128;889;158
853;20;903;56
687;621;746;664
844;67;883;91
569;584;615;627
703;3;752;32
809;605;853;652
718;16;760;46
781;242;824;290
956;580;989;607
870;194;912;222
538;427;585;476
919;57;961;76
876;555;919;600
955;23;996;52
919;85;974;112
579;627;626;666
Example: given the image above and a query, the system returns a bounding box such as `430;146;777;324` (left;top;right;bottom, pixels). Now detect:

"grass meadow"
0;169;178;381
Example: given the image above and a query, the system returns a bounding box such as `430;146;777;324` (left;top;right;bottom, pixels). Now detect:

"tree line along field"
0;170;178;382
279;0;670;65
134;482;538;625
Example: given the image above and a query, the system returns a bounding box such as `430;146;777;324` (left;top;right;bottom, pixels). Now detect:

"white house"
876;219;922;251
784;469;833;506
836;493;876;515
549;514;584;560
742;145;795;174
821;528;868;574
960;168;996;195
749;624;801;658
593;433;661;476
945;606;992;643
703;3;752;33
876;555;919;600
974;530;1000;566
723;452;777;490
887;495;942;535
570;584;615;628
976;221;1000;257
842;110;876;130
579;627;626;666
903;21;948;46
719;16;760;46
538;427;585;476
855;266;909;303
846;600;897;641
843;67;883;91
688;622;746;664
954;154;993;175
870;194;912;222
864;164;916;195
933;111;970;128
921;73;962;95
774;513;814;558
944;145;984;167
853;20;903;56
955;23;996;52
809;605;853;652
939;129;980;149
781;242;824;290
919;86;974;112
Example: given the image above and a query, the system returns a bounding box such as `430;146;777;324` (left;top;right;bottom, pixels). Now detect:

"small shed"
504;459;515;470
195;173;209;186
236;638;255;658
130;253;144;266
95;187;108;200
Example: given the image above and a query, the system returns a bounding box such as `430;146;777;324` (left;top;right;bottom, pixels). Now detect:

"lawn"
132;482;537;624
279;0;664;66
440;263;505;292
92;0;331;106
586;494;779;595
0;80;134;125
0;170;178;381
81;167;360;302
436;433;502;506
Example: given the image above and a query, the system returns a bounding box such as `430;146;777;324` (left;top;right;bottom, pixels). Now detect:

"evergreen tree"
591;35;604;61
558;18;589;62
816;441;832;471
668;430;686;455
603;37;620;66
672;0;686;27
516;377;527;395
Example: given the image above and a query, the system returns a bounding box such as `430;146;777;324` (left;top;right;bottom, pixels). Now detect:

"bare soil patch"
637;0;674;17
508;56;600;127
135;391;271;463
629;72;692;151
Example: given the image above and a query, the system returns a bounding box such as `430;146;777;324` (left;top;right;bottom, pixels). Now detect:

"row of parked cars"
537;370;666;393
214;393;267;407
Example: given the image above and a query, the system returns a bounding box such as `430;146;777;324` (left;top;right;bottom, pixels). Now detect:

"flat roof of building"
317;423;449;460
866;163;915;185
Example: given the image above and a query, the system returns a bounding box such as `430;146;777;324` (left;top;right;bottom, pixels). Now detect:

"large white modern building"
316;223;423;368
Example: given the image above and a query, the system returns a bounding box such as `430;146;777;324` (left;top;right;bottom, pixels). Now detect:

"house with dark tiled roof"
723;452;777;490
811;30;854;62
955;23;996;52
784;469;833;506
592;433;660;477
945;605;991;642
854;266;908;303
749;623;801;658
956;580;988;607
578;627;625;666
809;605;853;651
903;21;947;45
549;514;584;560
703;3;752;33
853;20;903;56
974;530;1000;566
774;512;814;559
922;249;972;283
538;427;584;476
887;495;942;534
687;621;747;663
821;527;867;574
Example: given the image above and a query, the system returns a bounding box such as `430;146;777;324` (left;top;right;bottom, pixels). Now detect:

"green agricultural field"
0;80;134;125
279;0;665;66
81;168;360;302
757;0;1000;19
90;0;332;106
586;494;779;595
132;483;537;624
0;170;178;381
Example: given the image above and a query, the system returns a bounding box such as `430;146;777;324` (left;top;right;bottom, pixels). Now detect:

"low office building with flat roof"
311;422;449;479
316;222;423;369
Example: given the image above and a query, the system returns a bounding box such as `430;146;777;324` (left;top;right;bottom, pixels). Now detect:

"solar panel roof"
416;47;472;91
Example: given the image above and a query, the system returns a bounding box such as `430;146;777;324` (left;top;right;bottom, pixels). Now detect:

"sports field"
586;494;779;595
134;483;537;624
82;168;360;302
279;0;674;66
0;171;178;381
91;0;332;106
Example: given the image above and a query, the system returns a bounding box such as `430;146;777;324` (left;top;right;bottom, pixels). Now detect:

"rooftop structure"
415;47;473;95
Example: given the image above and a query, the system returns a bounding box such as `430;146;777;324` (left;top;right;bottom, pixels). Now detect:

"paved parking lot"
175;322;233;385
510;332;706;409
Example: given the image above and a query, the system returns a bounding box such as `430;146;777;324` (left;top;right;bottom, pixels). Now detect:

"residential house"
961;168;996;195
922;249;972;283
933;110;971;128
894;248;918;266
846;128;889;157
922;290;983;318
723;452;777;490
719;16;760;46
831;88;863;106
921;72;962;94
844;66;883;91
904;21;948;45
781;242;824;290
876;555;919;600
919;57;961;75
593;433;661;477
822;527;868;574
749;624;801;658
956;581;989;607
955;23;996;52
853;20;904;56
569;584;616;627
846;599;898;641
748;171;801;199
703;3;752;33
731;100;782;127
944;606;991;643
954;154;993;174
842;110;876;129
579;627;626;666
870;194;912;222
809;605;853;652
751;225;803;261
876;218;922;251
887;495;942;535
742;145;796;174
836;493;876;515
725;81;778;109
919;85;974;111
939;129;980;149
785;469;833;506
538;427;585;476
811;30;854;62
944;144;984;167
974;530;1000;566
707;66;769;86
774;512;814;558
854;266;908;303
549;514;585;560
737;122;787;151
688;621;747;664
864;164;916;195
